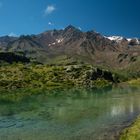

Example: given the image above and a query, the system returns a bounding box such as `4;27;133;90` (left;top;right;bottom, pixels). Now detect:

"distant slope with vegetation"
0;64;120;89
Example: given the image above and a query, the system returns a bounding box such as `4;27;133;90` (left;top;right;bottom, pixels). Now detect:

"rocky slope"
0;25;139;69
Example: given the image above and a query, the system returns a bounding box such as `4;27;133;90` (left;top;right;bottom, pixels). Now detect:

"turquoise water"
0;87;140;140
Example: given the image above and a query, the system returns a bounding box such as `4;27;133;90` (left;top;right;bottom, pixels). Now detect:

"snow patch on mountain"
107;36;124;42
127;38;132;42
135;38;140;44
105;36;140;44
48;38;64;46
56;38;64;43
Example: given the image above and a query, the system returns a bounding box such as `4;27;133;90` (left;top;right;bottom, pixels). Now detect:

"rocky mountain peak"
0;25;139;67
64;25;77;31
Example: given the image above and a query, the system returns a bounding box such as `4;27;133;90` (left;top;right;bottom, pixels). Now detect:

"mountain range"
0;25;139;71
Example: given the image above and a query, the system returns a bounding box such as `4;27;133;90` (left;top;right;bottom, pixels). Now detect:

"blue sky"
0;0;140;37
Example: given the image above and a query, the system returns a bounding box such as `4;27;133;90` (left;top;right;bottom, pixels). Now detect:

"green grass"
0;64;117;89
0;63;139;90
120;117;140;140
127;79;140;86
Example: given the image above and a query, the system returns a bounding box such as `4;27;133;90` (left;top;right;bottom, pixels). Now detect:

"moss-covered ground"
120;117;140;140
0;63;118;89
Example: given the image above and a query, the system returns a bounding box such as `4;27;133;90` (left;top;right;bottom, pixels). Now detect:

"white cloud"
45;5;55;15
8;32;18;37
48;22;54;26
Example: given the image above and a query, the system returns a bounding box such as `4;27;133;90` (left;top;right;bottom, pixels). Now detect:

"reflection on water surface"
0;87;140;140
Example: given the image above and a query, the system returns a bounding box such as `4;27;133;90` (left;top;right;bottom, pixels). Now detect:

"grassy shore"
127;78;140;87
120;117;140;140
120;79;140;140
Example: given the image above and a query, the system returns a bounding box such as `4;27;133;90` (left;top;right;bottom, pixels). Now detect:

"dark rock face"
86;68;116;82
129;39;140;45
0;25;139;68
0;52;30;64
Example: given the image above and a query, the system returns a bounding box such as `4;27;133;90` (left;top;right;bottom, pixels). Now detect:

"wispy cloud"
45;5;56;15
48;22;54;26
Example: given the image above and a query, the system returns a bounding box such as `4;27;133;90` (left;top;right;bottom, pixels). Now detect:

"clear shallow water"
0;87;140;140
